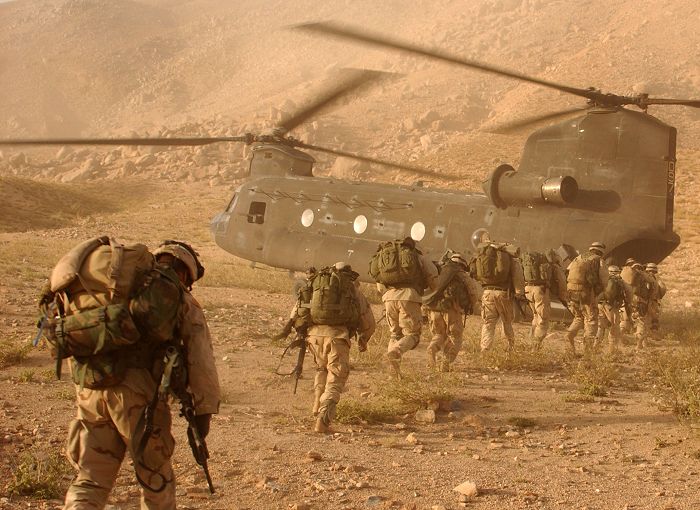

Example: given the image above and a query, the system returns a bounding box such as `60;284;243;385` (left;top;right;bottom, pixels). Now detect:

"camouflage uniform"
565;245;608;354
472;245;525;351
379;252;437;377
594;267;633;353
645;264;665;337
64;252;220;509
307;282;375;432
425;257;479;370
621;262;653;349
524;252;567;348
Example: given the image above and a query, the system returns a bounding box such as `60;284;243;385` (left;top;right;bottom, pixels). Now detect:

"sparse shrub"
335;397;408;425
7;448;72;499
643;348;700;422
565;356;619;397
563;393;595;403
382;371;458;409
0;338;31;369
467;345;564;373
201;260;293;293
16;369;36;383
508;416;537;428
351;324;390;368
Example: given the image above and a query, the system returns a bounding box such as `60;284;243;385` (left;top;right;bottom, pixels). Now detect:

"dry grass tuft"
7;447;72;499
0;338;32;369
565;356;619;397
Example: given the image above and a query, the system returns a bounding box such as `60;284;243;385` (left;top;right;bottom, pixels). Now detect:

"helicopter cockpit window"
410;222;426;242
226;193;239;213
353;215;368;234
301;209;315;227
247;201;266;224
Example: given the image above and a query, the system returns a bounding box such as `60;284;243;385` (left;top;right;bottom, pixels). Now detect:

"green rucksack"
296;266;360;328
38;236;183;389
521;251;552;285
369;240;424;289
604;276;625;308
567;253;602;293
472;244;511;286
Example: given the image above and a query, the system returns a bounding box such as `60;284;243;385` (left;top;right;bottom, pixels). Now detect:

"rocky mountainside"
0;0;698;187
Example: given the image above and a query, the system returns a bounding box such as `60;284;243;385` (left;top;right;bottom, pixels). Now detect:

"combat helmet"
625;257;637;266
153;240;205;287
608;265;621;275
588;241;606;255
645;263;659;274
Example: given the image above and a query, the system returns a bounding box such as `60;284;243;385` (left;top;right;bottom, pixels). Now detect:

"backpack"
567;253;601;293
296;266;360;328
426;262;472;313
369;240;424;288
38;236;183;389
521;251;552;285
604;276;625;308
471;244;511;286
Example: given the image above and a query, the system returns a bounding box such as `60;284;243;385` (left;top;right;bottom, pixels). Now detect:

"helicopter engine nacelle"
483;164;578;209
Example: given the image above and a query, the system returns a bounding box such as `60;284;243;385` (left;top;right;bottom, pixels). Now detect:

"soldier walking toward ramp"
595;265;633;354
565;241;608;355
645;263;666;337
521;249;567;349
469;241;525;352
423;253;480;371
621;259;654;349
287;262;375;433
371;237;437;378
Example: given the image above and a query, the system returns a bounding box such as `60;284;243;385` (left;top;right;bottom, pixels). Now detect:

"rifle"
136;345;215;494
275;328;307;394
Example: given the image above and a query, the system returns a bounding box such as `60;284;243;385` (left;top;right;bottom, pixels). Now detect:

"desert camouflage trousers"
64;369;175;510
427;308;464;367
385;300;422;366
525;285;551;345
621;302;651;348
480;289;515;351
595;303;621;352
565;290;598;353
307;335;351;427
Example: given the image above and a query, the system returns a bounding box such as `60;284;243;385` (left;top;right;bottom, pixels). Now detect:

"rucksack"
471;244;511;286
425;262;472;313
38;236;183;388
521;251;552;285
567;253;601;293
604;276;626;308
369;240;424;288
296;266;360;328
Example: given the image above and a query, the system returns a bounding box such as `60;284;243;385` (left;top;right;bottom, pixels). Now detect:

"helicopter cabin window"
411;222;426;242
247;201;266;224
353;215;368;234
301;209;315;227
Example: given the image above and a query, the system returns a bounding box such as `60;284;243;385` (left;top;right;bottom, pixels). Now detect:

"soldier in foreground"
38;237;220;509
289;262;375;432
371;237;437;378
469;241;525;352
594;265;632;353
423;253;479;371
565;241;608;355
521;249;567;349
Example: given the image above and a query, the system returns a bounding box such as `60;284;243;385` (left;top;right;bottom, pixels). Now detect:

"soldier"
645;263;666;335
565;241;608;355
289;262;375;433
469;241;525;352
371;237;437;378
423;253;480;371
521;249;567;349
594;265;632;353
621;259;654;349
61;239;220;509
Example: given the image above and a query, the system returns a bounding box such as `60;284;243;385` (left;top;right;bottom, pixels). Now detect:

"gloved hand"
194;413;212;439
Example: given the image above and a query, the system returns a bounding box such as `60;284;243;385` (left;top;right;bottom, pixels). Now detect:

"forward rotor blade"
0;136;249;147
278;68;397;133
295;141;459;181
489;107;589;135
294;22;601;102
642;98;700;108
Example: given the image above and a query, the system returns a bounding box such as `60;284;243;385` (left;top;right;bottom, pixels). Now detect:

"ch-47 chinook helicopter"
2;22;698;285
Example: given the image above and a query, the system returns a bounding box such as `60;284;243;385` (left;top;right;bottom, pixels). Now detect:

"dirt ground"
1;181;699;510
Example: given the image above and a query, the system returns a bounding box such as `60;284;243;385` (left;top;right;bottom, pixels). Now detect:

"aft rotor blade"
0;136;250;147
490;107;589;135
279;69;398;133
294;22;601;102
296;141;459;181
